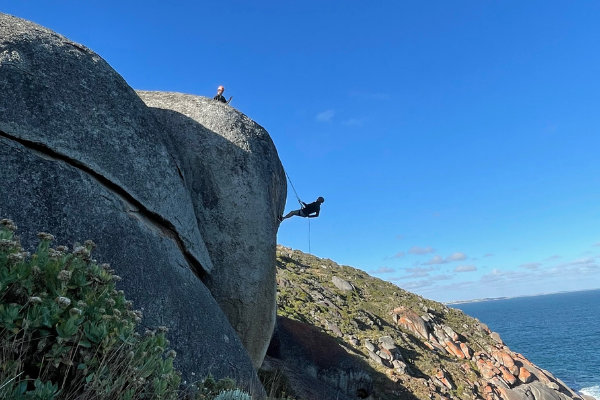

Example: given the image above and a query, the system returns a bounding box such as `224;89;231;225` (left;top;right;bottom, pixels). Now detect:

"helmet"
317;196;325;203
217;85;225;92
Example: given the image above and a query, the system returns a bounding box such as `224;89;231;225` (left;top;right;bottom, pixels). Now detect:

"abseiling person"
279;197;325;222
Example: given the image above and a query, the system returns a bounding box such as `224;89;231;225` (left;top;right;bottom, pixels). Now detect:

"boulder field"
0;11;285;390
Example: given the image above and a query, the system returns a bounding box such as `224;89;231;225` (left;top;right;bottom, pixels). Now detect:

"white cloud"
544;255;561;262
422;255;447;265
414;256;600;301
396;274;452;290
556;257;596;268
484;253;494;257
454;265;477;272
446;252;467;262
519;262;541;270
390;267;434;280
342;118;366;126
316;110;334;122
395;235;404;240
408;246;435;255
370;266;395;274
594;242;600;247
392;251;405;259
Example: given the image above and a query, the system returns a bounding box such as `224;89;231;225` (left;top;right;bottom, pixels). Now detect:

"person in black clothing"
279;197;325;222
213;85;232;104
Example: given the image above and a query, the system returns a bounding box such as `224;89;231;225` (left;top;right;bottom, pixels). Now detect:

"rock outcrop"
273;246;589;400
137;91;286;368
0;12;284;389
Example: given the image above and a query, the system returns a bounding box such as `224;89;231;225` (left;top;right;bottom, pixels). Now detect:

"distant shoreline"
445;287;600;305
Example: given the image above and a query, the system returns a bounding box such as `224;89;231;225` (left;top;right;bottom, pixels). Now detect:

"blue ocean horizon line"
445;287;600;305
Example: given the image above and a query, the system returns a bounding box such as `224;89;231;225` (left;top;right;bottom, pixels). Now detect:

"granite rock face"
0;13;283;390
137;91;287;368
0;12;211;272
0;137;258;387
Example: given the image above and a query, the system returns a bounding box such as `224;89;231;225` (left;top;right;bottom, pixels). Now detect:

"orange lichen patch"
479;360;501;380
493;350;516;369
445;341;466;359
436;369;454;389
460;342;472;359
518;367;532;383
395;306;430;339
424;341;435;350
512;353;534;367
499;366;517;386
483;384;495;400
379;346;393;360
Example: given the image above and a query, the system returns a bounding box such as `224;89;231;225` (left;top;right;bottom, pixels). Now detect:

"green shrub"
0;220;180;399
212;389;252;400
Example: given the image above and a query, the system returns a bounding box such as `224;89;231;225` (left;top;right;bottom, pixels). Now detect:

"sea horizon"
445;287;600;305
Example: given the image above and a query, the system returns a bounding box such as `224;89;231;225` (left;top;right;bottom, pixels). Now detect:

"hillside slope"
267;245;589;400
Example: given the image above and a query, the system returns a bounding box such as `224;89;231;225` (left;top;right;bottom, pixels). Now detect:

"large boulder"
137;91;287;368
0;13;268;390
393;306;430;340
0;137;259;389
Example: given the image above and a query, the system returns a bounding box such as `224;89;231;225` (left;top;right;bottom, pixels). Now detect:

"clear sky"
4;1;599;302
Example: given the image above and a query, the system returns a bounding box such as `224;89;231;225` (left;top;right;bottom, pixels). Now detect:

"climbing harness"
284;169;312;253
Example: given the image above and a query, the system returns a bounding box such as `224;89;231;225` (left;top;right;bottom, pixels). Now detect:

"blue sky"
4;1;600;302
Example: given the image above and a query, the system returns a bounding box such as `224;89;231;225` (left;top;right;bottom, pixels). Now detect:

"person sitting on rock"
279;197;324;222
213;85;232;104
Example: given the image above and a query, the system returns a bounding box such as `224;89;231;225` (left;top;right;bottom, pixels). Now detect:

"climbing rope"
308;218;311;254
284;169;304;207
284;168;312;253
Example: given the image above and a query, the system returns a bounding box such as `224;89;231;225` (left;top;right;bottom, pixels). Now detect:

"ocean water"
452;289;600;399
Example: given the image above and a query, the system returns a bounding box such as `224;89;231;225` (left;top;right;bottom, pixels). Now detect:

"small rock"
326;321;343;337
379;336;397;350
499;366;517;387
348;335;359;346
332;276;354;291
392;360;408;374
364;340;376;352
443;325;459;341
490;332;503;344
445;340;466;359
547;382;560;391
460;343;472;359
367;349;384;365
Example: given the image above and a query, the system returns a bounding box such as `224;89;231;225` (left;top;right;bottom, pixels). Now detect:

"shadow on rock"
262;316;422;400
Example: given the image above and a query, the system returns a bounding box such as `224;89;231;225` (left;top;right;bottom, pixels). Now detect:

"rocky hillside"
266;245;590;400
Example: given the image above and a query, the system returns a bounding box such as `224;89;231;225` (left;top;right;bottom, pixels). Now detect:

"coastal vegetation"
0;220;255;400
